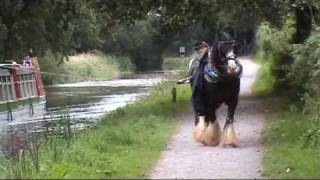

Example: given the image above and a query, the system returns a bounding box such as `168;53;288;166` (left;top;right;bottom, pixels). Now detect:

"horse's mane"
210;43;220;67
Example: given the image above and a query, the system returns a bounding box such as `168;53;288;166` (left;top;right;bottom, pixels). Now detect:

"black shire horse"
193;40;242;147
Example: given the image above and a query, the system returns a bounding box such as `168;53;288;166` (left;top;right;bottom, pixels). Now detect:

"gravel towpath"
149;57;267;179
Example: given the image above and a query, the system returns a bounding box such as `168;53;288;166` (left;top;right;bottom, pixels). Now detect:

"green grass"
64;53;121;82
40;52;133;85
252;55;276;96
262;102;320;179
163;57;189;70
0;57;192;178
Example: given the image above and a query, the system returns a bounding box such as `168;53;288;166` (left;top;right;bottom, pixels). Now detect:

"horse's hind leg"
221;101;239;148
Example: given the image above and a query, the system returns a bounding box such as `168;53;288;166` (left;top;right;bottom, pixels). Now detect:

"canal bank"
0;57;191;178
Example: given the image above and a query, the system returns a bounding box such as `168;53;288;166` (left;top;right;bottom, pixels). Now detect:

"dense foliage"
0;0;264;72
254;17;296;95
254;1;320;154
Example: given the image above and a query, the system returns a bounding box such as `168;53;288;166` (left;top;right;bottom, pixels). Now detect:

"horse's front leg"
198;103;221;146
226;101;237;125
221;101;239;148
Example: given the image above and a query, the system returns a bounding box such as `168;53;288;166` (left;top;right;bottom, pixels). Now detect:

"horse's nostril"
228;65;236;70
227;68;235;74
227;60;237;73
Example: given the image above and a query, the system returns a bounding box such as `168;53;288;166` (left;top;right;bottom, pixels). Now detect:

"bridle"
221;50;237;65
204;40;242;83
213;40;237;67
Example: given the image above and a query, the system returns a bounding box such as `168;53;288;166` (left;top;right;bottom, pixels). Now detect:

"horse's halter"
214;41;241;76
204;41;242;83
217;41;237;65
222;50;237;64
226;50;237;60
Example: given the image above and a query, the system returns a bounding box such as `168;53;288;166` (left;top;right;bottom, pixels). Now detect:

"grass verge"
251;54;276;96
262;100;320;179
163;57;188;70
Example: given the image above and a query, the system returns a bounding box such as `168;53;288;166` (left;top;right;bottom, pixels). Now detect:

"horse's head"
211;40;241;77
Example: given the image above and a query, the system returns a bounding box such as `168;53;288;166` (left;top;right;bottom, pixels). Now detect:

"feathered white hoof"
193;116;206;143
202;121;221;146
221;123;239;148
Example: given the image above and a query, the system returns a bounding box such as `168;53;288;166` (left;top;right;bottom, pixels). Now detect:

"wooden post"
172;87;176;102
7;102;13;121
29;98;34;115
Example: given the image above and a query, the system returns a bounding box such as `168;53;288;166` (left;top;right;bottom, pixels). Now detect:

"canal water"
0;73;163;157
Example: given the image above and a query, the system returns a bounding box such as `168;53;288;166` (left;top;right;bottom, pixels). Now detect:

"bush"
255;16;320;157
254;16;296;95
289;27;320;114
255;16;320;112
38;50;68;85
253;61;276;96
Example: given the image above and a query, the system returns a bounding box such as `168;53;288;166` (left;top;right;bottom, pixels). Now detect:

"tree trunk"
293;7;312;44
